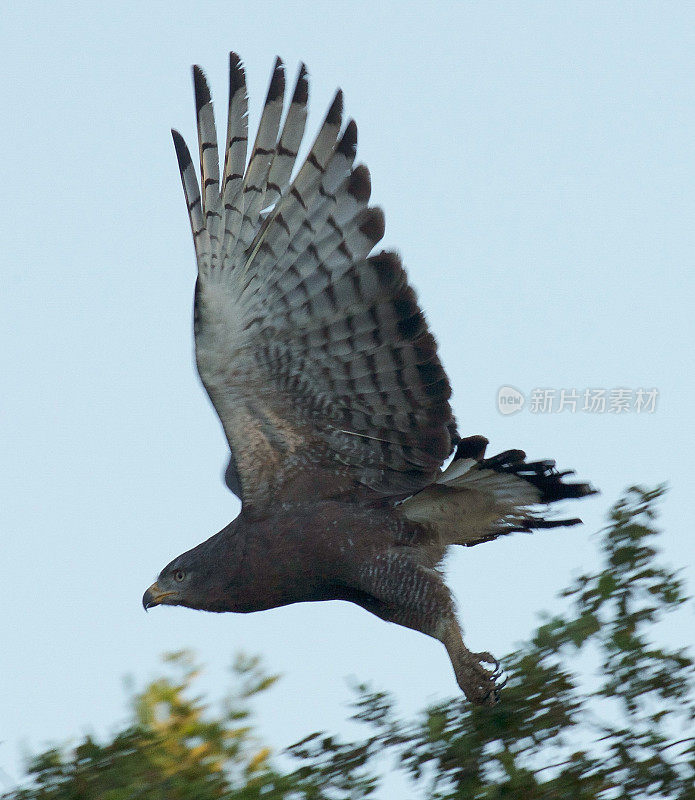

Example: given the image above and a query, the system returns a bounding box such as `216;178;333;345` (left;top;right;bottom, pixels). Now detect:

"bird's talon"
459;650;507;705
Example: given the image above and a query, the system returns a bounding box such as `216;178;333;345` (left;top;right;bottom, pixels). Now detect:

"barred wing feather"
172;54;457;514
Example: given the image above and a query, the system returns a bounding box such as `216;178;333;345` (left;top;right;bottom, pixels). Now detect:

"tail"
399;435;598;547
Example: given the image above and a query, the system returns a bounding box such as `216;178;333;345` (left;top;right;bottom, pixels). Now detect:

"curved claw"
491;662;505;680
475;651;500;671
470;652;507;705
449;640;507;706
483;680;505;705
487;671;509;704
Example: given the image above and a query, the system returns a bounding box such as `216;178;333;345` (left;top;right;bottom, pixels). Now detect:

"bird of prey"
143;54;596;704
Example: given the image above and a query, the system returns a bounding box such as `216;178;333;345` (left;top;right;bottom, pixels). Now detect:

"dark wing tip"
192;65;212;111
372;248;401;266
347;164;371;203
326;89;343;126
229;51;247;95
292;62;309;104
367;251;431;344
171;129;193;170
397;310;427;341
417;361;448;386
412;332;439;363
423;376;452;401
359;206;385;244
423;401;455;426
370;249;403;288
337;119;358;158
266;56;285;103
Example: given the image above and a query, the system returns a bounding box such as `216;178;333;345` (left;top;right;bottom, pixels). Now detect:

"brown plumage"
143;54;597;705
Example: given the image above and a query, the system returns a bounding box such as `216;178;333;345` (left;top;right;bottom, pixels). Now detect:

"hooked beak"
142;581;177;611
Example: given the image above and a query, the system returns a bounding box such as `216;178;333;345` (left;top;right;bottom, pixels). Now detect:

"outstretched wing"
173;54;457;515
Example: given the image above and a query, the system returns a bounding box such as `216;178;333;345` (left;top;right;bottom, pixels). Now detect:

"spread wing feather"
193;66;221;257
173;54;458;514
232;57;285;258
220;53;248;260
261;63;309;211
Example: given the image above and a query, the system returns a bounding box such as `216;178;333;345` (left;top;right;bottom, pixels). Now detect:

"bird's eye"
174;570;185;582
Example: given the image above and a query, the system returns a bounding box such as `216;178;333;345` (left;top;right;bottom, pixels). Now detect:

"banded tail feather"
400;435;598;545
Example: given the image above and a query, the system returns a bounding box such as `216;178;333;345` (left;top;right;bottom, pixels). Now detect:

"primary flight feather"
144;54;596;704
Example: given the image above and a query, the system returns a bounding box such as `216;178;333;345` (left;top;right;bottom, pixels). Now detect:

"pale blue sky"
2;1;694;790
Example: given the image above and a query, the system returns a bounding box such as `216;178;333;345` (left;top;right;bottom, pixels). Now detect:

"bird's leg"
356;550;504;705
437;617;505;706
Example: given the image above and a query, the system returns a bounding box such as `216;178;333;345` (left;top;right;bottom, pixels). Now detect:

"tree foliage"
5;487;693;799
4;652;310;799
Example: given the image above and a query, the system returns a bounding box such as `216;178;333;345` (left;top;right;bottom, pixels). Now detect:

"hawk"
143;54;596;704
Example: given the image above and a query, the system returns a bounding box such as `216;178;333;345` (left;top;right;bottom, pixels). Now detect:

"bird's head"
142;554;195;611
142;521;240;613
